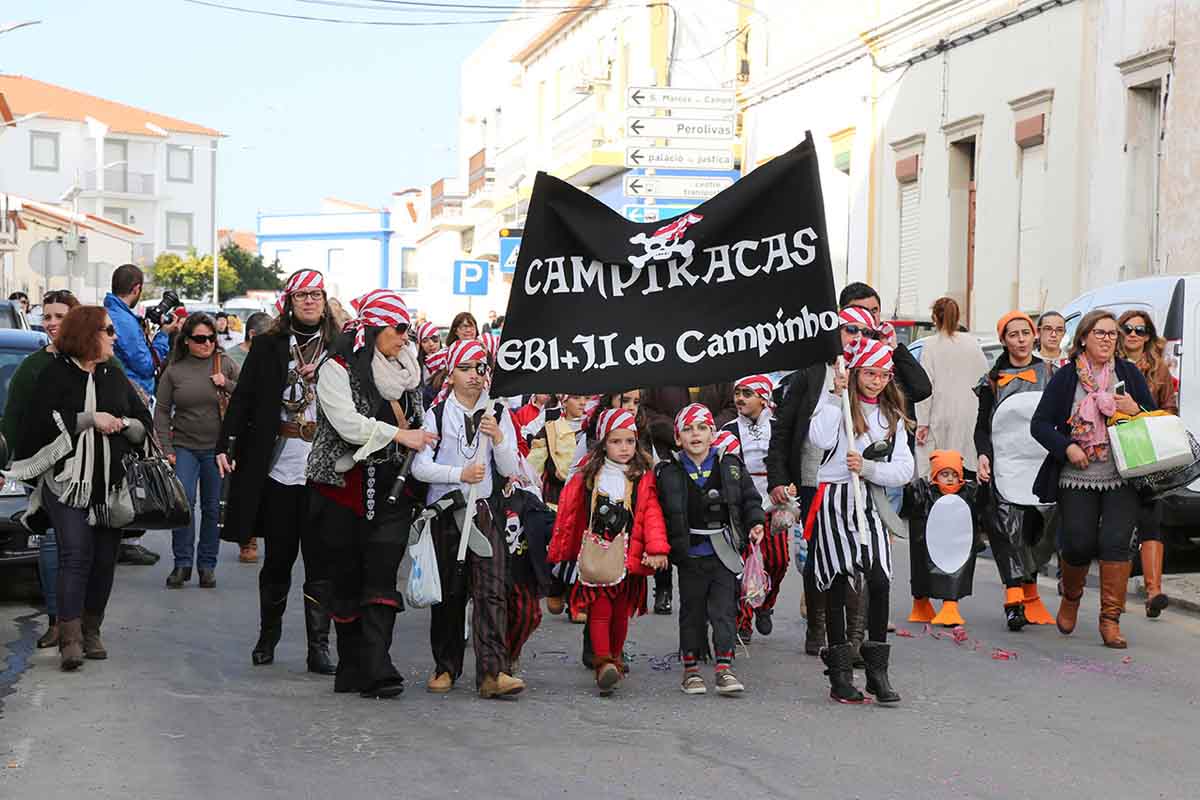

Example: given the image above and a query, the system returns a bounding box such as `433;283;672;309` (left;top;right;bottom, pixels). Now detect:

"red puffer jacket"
548;469;669;577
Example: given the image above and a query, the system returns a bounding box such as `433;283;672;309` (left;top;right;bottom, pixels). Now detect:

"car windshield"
0;347;36;413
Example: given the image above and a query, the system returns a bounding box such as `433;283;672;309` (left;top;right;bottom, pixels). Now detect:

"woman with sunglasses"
1;289;79;649
154;313;240;589
1117;310;1177;618
8;306;153;671
1032;310;1154;648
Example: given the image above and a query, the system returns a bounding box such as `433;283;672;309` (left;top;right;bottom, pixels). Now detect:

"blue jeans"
38;529;58;617
171;447;221;570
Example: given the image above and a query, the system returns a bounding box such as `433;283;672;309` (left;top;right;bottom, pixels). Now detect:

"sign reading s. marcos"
492;134;842;395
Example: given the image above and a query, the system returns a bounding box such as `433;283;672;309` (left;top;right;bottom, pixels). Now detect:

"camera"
145;290;183;326
591;499;631;538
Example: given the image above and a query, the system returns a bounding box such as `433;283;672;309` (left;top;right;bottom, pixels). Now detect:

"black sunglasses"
394;323;409;334
1122;324;1150;337
43;290;75;305
189;334;217;344
843;325;882;339
100;324;116;337
454;362;488;376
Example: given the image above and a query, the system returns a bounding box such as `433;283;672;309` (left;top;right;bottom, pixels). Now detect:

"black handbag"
98;437;191;531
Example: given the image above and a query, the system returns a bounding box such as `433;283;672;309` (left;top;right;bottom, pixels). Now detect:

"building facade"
0;75;221;271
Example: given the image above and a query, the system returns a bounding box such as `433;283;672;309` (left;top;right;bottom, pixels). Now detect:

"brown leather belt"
279;421;317;442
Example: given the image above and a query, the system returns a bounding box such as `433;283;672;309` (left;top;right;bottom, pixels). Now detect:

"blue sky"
1;0;513;228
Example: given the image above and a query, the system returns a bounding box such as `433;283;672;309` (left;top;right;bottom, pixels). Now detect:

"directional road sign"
625;146;735;170
453;259;489;296
622;204;696;224
626;86;736;112
623;174;734;201
626;115;736;141
499;236;521;274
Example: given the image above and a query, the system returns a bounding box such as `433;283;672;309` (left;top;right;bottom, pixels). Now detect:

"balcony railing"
84;169;155;195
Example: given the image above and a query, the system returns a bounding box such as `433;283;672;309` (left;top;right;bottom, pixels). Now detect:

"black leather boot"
755;607;774;636
653;588;672;615
251;583;288;666
861;641;901;704
303;582;336;675
165;567;192;589
358;604;404;699
821;643;864;704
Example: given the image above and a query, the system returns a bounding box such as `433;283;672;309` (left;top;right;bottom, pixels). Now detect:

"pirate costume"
306;290;422;698
657;404;764;696
411;339;526;698
807;340;911;704
548;409;669;694
973;311;1057;631
218;269;337;674
722;374;788;642
498;480;556;667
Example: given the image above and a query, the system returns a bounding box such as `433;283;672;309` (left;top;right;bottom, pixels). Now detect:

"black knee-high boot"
303;581;336;675
251;583;289;666
359;604;404;699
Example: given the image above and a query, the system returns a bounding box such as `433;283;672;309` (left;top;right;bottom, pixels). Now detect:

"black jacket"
216;330;297;543
1030;358;1155;503
655;452;765;566
973;353;1052;463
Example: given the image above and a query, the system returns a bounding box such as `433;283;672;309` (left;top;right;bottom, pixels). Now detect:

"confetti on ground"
1122;656;1133;664
991;648;1017;661
925;624;943;640
950;626;969;645
895;627;914;638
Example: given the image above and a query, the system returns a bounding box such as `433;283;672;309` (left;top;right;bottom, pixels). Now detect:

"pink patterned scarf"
1068;355;1116;462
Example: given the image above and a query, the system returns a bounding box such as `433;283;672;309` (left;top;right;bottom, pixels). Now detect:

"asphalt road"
2;532;1199;800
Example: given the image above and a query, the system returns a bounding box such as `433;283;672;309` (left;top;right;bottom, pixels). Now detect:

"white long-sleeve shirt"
809;391;913;488
411;391;520;505
312;359;399;473
734;407;773;499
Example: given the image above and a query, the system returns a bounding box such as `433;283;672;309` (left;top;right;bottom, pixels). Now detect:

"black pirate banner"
492;133;841;396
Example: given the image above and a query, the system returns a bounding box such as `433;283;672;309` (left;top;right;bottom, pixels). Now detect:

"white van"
1060;274;1200;533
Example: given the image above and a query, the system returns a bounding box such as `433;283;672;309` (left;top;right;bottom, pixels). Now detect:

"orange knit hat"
929;450;964;483
996;311;1036;341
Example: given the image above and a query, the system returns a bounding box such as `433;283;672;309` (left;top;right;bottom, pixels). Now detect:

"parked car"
0;329;51;570
906;333;1003;367
0;299;32;331
1060;274;1200;539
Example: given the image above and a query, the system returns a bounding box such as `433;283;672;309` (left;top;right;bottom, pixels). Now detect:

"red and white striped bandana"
674;402;715;435
425;346;449;373
735;374;775;407
415;322;440;345
595;408;637;441
346;289;411;352
447;338;488;371
838;306;875;330
276;269;325;313
847;338;894;372
712;430;741;457
479;331;500;358
877;320;897;347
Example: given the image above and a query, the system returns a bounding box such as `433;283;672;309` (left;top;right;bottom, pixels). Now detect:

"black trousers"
1059;485;1139;566
988;498;1043;588
677;555;737;659
258;479;329;591
1136;499;1164;544
654;564;673;595
428;500;508;686
826;554;890;645
43;489;121;622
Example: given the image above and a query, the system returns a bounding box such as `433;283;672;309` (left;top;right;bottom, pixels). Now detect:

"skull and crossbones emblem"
628;213;704;270
504;510;527;556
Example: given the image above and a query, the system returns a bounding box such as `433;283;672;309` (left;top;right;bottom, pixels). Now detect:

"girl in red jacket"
548;408;670;695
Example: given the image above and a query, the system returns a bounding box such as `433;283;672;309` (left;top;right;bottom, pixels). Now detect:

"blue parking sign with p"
453;259;489;296
499;237;521;275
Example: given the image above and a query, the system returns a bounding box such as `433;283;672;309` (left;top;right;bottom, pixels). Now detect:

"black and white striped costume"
808;392;913;592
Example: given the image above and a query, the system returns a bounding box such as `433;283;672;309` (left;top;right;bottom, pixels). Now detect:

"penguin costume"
902;450;980;626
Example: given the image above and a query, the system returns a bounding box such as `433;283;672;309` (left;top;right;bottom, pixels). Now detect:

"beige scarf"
372;345;421;401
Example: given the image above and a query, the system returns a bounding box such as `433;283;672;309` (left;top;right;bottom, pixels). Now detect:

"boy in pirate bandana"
656;404;765;696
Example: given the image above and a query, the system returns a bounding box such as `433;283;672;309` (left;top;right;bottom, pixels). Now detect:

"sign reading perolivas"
492;134;842;395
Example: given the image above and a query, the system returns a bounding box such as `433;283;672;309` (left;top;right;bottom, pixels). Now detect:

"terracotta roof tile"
0;75;221;137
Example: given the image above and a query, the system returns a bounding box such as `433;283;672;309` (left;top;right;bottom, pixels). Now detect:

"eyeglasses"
456;322;476;331
454;362;488;376
100;324;116;337
43;290;75;305
1122;324;1149;337
291;290;324;302
189;334;217;344
1040;325;1065;335
1090;329;1119;341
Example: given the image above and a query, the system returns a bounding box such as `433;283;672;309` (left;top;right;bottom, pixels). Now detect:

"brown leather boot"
594;656;621;695
59;618;84;671
1140;541;1169;618
1056;561;1090;635
81;612;107;660
1099;560;1132;649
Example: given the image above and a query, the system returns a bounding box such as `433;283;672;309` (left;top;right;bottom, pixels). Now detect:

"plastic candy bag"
741;541;770;609
404;531;443;609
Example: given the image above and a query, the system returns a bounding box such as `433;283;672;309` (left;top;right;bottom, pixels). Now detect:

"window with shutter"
898;182;921;316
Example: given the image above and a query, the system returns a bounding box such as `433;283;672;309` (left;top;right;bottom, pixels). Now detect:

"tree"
151;249;238;301
221;242;283;297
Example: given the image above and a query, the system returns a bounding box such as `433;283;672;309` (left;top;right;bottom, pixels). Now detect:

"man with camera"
104;264;182;398
103;263;184;566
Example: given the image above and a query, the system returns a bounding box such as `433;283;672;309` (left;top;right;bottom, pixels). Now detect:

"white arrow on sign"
627;115;736;141
623;174;734;200
625;146;734;170
626;86;736;111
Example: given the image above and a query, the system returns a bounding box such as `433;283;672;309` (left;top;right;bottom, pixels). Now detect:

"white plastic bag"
404;532;443;609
